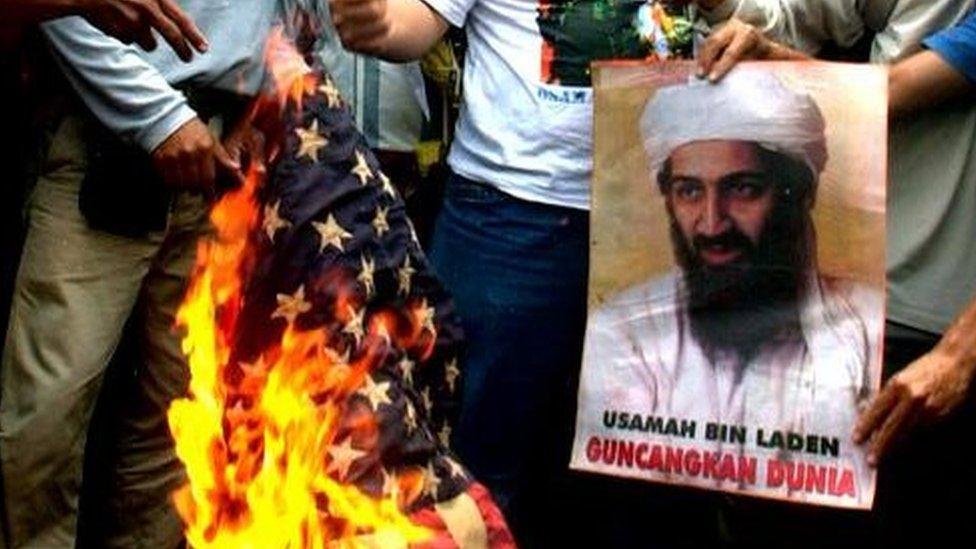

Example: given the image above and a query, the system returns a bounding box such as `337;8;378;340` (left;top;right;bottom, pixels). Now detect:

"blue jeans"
429;173;589;545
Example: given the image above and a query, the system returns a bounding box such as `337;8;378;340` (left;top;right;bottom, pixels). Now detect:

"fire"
167;29;433;548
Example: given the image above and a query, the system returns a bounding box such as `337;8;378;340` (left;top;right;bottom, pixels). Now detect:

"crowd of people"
0;0;974;547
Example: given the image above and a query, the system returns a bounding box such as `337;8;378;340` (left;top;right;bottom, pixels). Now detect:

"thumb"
214;141;241;172
245;129;268;171
214;141;244;188
223;137;243;165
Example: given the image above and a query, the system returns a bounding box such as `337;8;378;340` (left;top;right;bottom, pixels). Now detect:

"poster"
570;61;887;509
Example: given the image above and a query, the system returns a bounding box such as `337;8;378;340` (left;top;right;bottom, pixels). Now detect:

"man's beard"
671;207;812;362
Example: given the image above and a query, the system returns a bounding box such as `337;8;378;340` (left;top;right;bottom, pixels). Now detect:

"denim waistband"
445;171;589;220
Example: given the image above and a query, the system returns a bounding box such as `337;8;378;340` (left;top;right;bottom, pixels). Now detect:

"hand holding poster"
571;61;886;509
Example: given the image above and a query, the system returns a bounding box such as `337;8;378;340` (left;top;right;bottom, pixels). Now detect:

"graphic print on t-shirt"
536;0;699;86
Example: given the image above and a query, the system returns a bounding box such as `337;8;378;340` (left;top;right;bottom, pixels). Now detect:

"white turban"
641;68;827;181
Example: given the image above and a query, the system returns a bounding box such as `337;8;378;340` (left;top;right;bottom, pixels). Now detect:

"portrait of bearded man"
575;69;883;469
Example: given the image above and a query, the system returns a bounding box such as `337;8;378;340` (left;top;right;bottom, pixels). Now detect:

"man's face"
662;140;813;358
664;140;776;268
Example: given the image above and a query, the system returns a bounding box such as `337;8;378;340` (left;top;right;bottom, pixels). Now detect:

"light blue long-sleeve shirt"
42;0;281;152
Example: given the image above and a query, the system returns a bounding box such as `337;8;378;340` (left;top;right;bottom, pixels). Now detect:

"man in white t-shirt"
327;0;703;544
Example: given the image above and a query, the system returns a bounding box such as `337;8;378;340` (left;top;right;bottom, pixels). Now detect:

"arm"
328;0;449;62
889;50;973;118
890;11;976;118
43;17;236;192
5;0;206;61
853;13;976;465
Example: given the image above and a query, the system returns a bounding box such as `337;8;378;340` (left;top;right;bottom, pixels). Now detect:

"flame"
167;28;433;548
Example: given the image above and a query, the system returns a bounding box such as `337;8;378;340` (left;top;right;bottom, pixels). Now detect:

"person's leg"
0;115;156;548
429;173;589;547
98;192;211;549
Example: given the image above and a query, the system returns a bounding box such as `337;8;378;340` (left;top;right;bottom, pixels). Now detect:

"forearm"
889;49;974;118
932;294;976;382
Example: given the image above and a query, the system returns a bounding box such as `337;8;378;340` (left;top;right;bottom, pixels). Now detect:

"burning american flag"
166;31;514;548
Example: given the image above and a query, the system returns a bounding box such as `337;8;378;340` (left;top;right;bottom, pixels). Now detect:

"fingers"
158;0;208;54
329;0;390;52
697;19;773;82
90;0;207;61
214;140;241;170
853;382;900;444
223;139;243;168
854;375;927;467
152;117;221;194
244;128;267;171
128;6;158;52
214;141;243;188
141;1;193;62
707;28;756;82
133;30;157;51
867;393;917;466
697;24;735;79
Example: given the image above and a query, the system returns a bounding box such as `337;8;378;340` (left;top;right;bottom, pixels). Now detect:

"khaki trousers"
0;114;209;548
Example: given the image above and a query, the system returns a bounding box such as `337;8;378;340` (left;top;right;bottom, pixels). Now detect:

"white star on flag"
445;457;466;479
404;401;418;433
312;214;352;253
326;437;366;481
397;256;416;296
381;468;398;498
372;206;390;237
262;200;291;243
295;119;328;162
379;172;397;198
438;423;452;448
357;374;393;412
272;285;312;324
323;346;351;367
357;255;375;297
423;462;442;499
318;78;343;108
444;358;460;393
343;304;365;346
350;150;373;185
398;356;415;387
239;356;269;386
415;298;436;333
323;347;352;380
